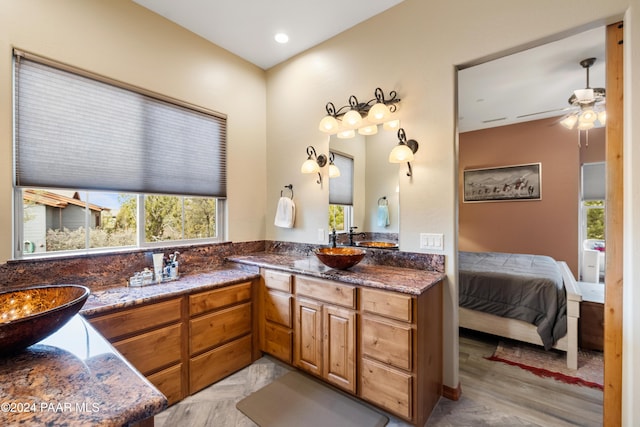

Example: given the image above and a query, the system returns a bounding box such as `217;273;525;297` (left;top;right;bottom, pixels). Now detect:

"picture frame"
463;162;542;203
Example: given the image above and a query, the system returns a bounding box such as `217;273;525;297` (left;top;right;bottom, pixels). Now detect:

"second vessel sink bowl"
0;284;90;356
314;247;366;270
356;241;399;249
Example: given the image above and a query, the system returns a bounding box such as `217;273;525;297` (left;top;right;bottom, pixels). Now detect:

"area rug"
486;340;604;390
236;371;388;427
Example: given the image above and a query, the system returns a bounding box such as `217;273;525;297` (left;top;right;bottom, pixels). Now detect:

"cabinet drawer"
264;289;292;328
189;282;252;316
147;363;184;406
189;302;252;356
90;298;182;341
362;316;412;371
189;334;253;394
361;358;412;419
263;322;292;363
361;288;413;322
295;276;356;309
113;323;182;375
264;270;292;293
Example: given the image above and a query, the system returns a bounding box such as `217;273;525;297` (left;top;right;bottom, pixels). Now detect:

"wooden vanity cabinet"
360;284;442;427
188;282;253;394
259;269;294;363
87;297;187;405
294;276;357;393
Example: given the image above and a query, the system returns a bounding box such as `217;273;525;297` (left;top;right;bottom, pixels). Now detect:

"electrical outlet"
420;233;444;250
318;228;325;242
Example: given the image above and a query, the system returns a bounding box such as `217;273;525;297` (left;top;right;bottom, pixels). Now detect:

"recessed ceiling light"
274;33;289;44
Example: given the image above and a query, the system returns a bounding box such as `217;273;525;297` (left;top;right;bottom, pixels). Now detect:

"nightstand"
578;281;604;351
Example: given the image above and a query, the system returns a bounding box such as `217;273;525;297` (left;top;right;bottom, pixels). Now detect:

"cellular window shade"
329;152;353;206
582;162;605;201
14;53;227;198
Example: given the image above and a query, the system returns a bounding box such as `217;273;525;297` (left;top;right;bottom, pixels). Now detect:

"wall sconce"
388;128;419;177
318;88;401;137
301;145;327;185
328;153;341;178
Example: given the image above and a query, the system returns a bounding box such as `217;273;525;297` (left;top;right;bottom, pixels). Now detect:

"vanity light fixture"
318;88;400;138
301;145;328;185
388;128;419;177
328;153;341;178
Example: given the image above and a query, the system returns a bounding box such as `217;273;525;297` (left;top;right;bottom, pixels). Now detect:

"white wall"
265;0;631;397
0;0;267;263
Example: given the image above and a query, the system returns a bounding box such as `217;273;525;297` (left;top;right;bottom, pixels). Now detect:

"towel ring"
378;196;388;206
281;184;293;199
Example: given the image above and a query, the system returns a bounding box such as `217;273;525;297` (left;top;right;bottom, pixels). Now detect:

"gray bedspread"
458;251;566;350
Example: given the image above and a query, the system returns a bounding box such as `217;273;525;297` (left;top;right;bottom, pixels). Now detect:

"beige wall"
265;0;629;396
459;117;589;276
0;0;267;263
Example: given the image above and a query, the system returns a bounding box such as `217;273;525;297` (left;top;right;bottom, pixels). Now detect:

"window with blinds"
13;51;227;257
328;152;354;231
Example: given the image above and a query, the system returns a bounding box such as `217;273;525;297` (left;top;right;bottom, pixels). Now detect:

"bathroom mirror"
329;131;399;247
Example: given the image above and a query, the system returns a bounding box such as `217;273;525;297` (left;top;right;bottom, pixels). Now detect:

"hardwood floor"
155;330;603;427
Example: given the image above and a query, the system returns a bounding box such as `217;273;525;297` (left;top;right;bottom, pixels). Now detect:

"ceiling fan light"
337;129;355;139
358;125;378;136
598;110;607;126
560;114;578;129
388;144;414;163
580;109;597;123
367;102;390;124
574;88;595;103
318;115;339;134
383;119;400;131
343;110;363;129
577;121;595;131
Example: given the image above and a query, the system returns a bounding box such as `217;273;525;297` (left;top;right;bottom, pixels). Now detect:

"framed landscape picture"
463;162;542;203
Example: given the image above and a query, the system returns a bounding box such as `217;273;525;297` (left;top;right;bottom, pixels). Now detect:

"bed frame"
459;261;581;369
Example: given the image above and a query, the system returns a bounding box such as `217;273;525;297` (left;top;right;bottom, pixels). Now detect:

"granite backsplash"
0;240;444;292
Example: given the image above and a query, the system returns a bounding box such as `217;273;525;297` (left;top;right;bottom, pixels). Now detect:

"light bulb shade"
383;119;400;131
318;115;339;134
301;158;320;174
343;110;363;129
388;144;414;163
329;164;341;178
358;125;378;135
597;110;607;126
367;102;390;124
580;109;597;123
574;88;595;103
337;129;355;139
560;114;578;129
577;121;595;131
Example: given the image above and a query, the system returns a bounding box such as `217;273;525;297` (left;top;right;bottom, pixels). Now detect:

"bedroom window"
328;152;354;232
13;50;227;258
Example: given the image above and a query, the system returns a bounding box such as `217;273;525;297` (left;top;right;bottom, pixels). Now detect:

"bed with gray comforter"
458;251;567;350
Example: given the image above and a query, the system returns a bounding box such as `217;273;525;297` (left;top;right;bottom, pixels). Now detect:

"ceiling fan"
558;57;606;131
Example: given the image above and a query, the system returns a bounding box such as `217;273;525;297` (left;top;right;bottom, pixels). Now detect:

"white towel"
274;197;295;228
377;205;390;227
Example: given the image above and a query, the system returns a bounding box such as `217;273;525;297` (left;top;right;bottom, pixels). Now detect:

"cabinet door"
264;289;292;328
294;298;322;376
323;305;356;393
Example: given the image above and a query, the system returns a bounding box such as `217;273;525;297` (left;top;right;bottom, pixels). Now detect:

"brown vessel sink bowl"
0;285;90;356
314;247;366;270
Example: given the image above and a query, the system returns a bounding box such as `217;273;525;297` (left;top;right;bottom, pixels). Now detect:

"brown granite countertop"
0;315;166;426
227;253;445;295
80;268;259;316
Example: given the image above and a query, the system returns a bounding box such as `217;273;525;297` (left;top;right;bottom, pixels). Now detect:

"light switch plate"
420;233;444;250
318;228;325;242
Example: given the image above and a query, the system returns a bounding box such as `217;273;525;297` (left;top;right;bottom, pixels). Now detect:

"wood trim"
604;20;624;426
442;382;462;401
